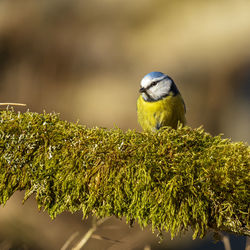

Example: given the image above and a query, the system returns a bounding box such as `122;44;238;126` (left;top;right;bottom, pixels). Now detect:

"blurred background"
0;0;249;249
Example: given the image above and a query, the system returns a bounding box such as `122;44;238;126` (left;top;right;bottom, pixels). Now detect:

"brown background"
0;0;249;249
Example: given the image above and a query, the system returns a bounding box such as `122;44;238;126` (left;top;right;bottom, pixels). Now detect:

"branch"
0;110;249;239
71;217;110;250
0;103;26;106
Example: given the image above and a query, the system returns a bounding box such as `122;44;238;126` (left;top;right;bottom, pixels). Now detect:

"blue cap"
143;72;167;81
141;72;169;88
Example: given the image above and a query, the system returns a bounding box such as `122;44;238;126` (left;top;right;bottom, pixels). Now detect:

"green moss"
0;110;249;239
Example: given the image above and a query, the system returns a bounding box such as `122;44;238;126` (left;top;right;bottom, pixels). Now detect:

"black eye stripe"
150;81;159;87
146;80;160;90
146;76;169;90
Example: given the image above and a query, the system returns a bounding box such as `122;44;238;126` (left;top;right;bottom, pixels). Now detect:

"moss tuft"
0;110;249;238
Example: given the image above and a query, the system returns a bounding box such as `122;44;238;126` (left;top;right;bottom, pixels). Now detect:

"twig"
61;232;79;250
246;237;250;250
71;217;110;250
72;227;96;250
219;233;231;250
144;245;151;250
91;234;121;243
0;103;26;106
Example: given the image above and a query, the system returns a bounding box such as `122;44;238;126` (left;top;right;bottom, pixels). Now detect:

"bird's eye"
148;81;159;89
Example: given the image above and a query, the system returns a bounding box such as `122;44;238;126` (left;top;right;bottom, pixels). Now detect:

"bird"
137;71;186;131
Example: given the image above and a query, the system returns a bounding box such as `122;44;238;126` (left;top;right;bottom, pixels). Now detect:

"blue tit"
137;71;186;131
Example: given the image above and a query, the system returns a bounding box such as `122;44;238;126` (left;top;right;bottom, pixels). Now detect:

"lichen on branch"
0;110;249;239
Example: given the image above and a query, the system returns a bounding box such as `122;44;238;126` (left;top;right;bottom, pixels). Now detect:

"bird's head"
139;71;179;102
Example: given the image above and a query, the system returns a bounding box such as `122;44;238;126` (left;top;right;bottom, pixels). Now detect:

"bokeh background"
0;0;249;249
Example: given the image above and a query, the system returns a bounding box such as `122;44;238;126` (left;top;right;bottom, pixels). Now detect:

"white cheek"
149;83;170;99
147;87;159;99
152;87;163;99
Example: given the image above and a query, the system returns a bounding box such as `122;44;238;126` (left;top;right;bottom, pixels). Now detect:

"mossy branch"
0;110;249;239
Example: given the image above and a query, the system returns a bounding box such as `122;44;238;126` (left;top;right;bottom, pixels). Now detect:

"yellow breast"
137;94;186;131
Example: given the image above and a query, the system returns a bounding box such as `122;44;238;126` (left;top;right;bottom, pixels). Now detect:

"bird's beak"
139;87;146;93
